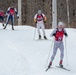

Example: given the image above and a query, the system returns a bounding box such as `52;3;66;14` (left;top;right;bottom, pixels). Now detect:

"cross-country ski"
56;66;70;71
46;65;70;72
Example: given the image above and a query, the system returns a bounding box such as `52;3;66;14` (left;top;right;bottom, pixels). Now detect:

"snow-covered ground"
0;23;76;75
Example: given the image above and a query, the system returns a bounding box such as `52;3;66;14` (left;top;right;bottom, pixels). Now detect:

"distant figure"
34;10;47;39
3;6;19;30
0;10;5;27
48;22;68;68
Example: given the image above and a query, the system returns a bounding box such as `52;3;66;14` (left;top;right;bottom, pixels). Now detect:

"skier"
34;10;47;39
3;6;19;30
0;10;5;27
48;22;68;68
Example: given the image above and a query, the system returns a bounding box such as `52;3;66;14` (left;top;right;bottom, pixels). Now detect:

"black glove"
44;21;46;23
17;14;19;19
64;33;68;36
17;16;19;19
35;21;37;23
53;33;56;36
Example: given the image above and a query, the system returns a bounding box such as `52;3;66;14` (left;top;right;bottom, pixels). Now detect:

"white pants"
36;22;46;36
50;41;64;62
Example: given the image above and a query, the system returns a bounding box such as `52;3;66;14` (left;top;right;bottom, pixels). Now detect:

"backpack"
55;28;64;41
36;14;44;21
9;8;15;15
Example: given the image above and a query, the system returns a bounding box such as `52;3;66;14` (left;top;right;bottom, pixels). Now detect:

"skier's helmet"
58;22;64;27
38;10;42;15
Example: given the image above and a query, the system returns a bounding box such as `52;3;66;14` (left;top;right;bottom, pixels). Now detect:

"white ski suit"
34;13;46;36
50;28;68;62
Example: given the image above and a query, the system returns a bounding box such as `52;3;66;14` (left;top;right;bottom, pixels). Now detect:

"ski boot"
44;36;47;40
46;62;52;71
48;62;52;68
2;24;4;27
12;26;14;30
59;64;63;68
39;35;41;39
3;26;6;29
59;60;63;68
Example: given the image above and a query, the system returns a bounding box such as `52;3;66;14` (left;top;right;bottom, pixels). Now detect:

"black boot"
12;26;14;30
44;36;47;39
59;64;63;68
3;26;6;29
59;60;63;68
48;62;52;68
39;35;41;39
2;24;4;27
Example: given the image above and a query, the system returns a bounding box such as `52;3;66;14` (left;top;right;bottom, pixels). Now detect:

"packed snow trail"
0;24;76;75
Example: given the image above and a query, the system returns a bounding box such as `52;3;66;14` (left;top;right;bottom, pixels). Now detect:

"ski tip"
45;69;48;72
45;67;51;72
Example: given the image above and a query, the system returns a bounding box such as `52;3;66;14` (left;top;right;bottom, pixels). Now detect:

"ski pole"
45;37;54;67
33;24;37;40
65;37;68;66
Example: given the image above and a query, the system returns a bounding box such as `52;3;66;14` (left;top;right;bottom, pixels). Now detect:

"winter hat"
38;10;42;15
58;22;64;26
